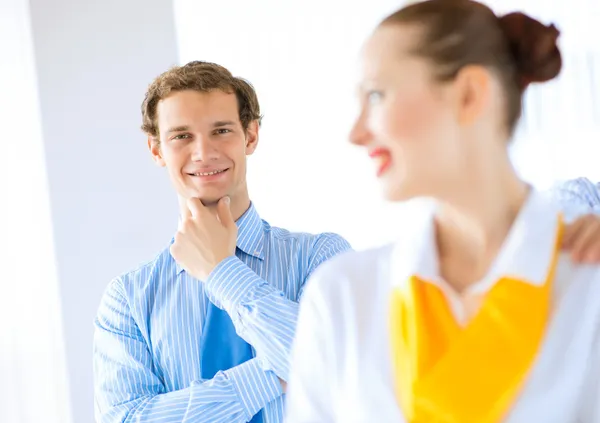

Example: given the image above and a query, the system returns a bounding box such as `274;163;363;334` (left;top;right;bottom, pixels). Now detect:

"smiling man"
92;61;351;423
92;60;600;423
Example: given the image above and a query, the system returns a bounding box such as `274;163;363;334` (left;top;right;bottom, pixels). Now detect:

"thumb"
216;196;235;228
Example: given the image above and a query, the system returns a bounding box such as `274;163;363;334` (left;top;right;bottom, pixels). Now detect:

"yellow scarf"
389;219;563;423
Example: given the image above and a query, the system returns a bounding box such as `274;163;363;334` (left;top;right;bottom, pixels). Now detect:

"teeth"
194;169;224;176
373;155;389;170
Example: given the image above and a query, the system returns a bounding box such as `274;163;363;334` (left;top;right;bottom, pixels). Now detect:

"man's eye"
173;134;191;140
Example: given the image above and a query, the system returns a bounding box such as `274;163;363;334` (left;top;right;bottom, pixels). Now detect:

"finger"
584;243;600;263
570;223;600;262
178;212;190;232
216;196;235;228
187;197;206;218
579;229;600;263
180;200;192;221
562;215;591;249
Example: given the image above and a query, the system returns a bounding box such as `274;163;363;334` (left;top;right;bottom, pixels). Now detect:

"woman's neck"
434;161;529;293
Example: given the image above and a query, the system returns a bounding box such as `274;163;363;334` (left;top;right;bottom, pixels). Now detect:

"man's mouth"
188;168;228;177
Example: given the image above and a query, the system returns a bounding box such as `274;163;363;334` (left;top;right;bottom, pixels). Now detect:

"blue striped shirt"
552;177;600;219
93;203;352;423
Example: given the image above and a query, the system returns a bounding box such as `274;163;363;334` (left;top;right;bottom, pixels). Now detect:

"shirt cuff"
225;358;283;419
205;256;263;311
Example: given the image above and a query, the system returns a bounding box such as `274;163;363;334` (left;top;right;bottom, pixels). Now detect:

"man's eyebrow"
165;125;190;135
212;120;236;127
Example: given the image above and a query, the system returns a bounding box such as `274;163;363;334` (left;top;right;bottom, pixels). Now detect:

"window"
0;0;71;421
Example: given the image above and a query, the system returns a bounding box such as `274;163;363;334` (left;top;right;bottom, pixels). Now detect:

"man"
93;60;600;423
93;61;351;423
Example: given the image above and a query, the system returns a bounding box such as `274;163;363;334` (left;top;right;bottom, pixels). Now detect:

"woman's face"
350;24;474;203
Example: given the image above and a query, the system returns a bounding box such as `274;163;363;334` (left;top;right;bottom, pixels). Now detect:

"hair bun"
498;12;562;90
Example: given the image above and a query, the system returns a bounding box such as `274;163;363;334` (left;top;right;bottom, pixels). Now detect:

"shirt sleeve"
552;177;600;221
203;233;351;382
93;278;282;423
284;269;337;422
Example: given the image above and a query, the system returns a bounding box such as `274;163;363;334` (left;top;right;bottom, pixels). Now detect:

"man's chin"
187;192;224;207
198;197;220;207
178;186;229;208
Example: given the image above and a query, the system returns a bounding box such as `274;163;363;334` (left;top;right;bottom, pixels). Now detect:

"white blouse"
285;190;600;422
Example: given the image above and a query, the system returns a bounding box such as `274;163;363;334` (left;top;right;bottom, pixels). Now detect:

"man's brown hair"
141;61;262;140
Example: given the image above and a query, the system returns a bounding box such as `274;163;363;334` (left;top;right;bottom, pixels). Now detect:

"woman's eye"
368;90;384;104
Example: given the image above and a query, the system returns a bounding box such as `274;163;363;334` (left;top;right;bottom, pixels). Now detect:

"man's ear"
245;120;259;156
148;136;166;167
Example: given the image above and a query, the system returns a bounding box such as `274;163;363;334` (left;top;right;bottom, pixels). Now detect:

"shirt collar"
235;202;266;260
390;189;562;292
174;202;265;275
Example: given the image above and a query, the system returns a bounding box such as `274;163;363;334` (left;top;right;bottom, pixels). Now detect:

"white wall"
23;0;180;421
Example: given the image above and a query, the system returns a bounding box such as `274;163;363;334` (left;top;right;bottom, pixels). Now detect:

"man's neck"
229;196;251;222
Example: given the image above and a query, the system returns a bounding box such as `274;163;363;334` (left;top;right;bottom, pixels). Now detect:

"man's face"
149;89;258;206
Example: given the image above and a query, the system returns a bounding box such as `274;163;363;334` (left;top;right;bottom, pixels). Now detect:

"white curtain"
0;0;71;422
485;0;600;187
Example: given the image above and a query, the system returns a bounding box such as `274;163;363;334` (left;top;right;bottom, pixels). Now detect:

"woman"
285;1;600;422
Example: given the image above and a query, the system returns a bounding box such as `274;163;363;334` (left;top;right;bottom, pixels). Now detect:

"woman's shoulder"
552;254;600;330
302;244;396;311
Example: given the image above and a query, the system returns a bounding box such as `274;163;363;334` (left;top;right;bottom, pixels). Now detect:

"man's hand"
170;196;238;280
563;214;600;263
